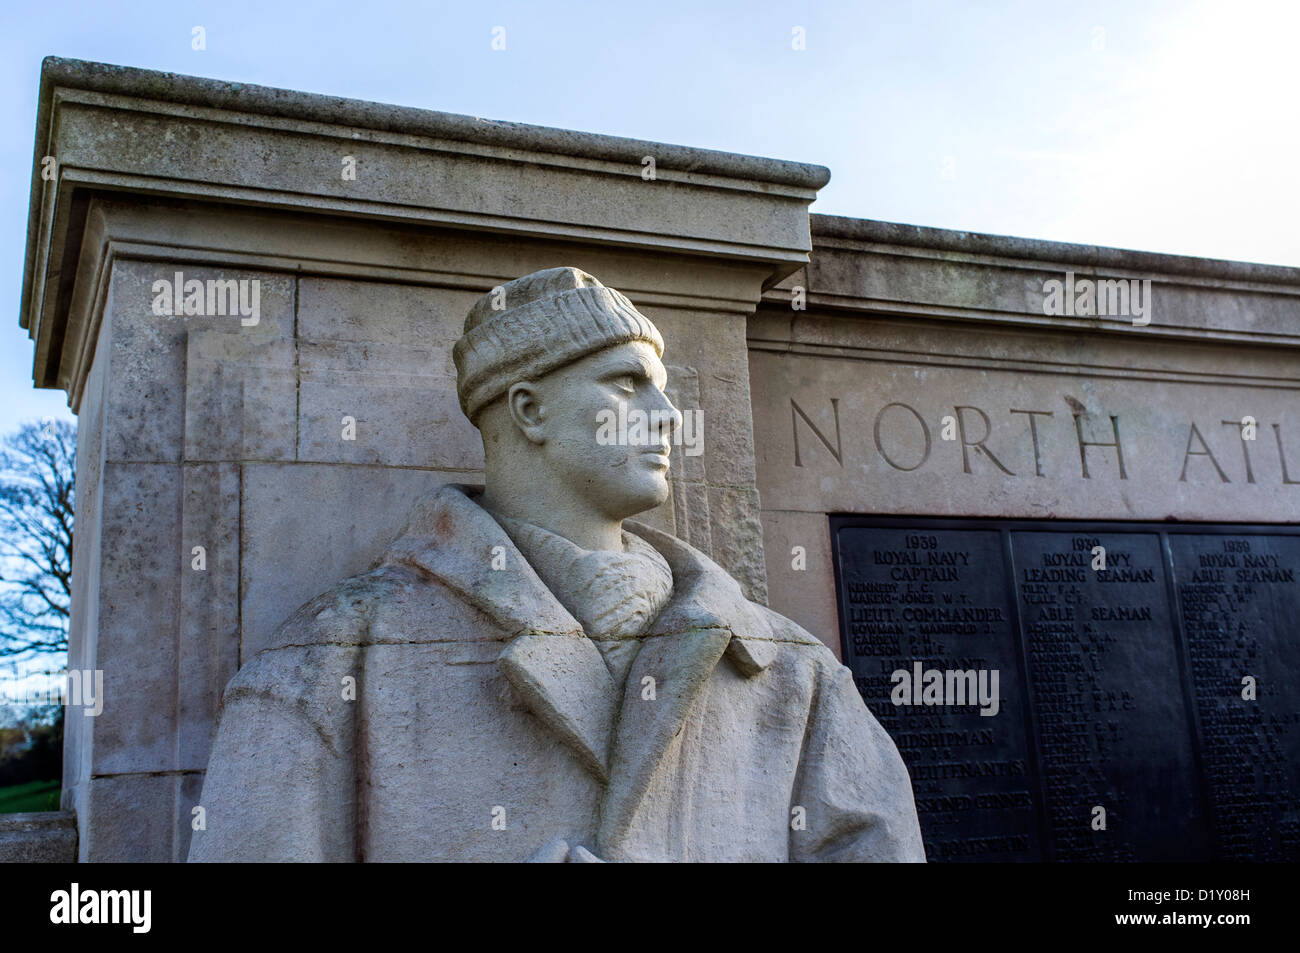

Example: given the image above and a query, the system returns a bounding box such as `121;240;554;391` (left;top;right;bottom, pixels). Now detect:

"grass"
0;779;61;814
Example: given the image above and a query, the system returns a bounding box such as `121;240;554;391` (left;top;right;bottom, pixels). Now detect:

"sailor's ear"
506;381;547;444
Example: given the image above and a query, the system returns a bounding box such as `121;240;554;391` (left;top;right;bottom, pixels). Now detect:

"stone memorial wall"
754;217;1300;862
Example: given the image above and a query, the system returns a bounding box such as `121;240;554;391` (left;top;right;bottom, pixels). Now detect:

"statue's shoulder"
749;601;852;686
219;563;421;694
216;560;466;733
234;484;500;669
263;561;431;652
750;600;827;651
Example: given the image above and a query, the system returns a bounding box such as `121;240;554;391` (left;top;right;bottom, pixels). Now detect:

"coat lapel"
384;486;779;826
384;485;618;783
596;519;776;856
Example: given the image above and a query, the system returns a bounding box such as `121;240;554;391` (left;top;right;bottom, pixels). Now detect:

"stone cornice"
23;57;828;396
811;213;1300;285
758;213;1300;347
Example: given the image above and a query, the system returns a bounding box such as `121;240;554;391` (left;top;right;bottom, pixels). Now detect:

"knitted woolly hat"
453;267;664;423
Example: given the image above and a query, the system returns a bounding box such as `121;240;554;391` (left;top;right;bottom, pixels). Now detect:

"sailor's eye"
610;374;636;393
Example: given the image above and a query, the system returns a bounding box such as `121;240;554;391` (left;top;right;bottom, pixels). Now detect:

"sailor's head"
454;267;680;518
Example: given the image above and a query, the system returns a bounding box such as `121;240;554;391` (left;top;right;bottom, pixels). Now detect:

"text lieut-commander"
189;267;925;863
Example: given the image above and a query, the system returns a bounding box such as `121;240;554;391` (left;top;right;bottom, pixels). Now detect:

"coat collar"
382;484;776;805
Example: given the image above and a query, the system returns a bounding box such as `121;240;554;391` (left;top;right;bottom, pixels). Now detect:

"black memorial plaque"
1168;533;1300;861
1009;530;1208;861
833;525;1041;861
831;517;1300;862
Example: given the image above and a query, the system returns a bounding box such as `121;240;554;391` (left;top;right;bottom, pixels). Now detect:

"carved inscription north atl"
794;398;1300;485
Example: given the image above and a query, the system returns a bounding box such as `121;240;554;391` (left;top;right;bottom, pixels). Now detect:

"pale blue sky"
1;0;1296;437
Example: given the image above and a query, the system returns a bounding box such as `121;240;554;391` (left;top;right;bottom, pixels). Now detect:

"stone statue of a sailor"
189;267;925;863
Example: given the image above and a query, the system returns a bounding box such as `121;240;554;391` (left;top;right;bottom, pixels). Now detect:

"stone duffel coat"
188;484;925;862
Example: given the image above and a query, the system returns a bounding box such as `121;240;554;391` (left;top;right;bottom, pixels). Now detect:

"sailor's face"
535;341;679;518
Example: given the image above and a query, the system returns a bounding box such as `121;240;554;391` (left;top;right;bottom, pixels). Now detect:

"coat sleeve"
187;642;360;863
789;658;927;862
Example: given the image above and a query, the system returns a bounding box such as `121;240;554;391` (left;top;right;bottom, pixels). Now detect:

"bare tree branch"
0;420;75;662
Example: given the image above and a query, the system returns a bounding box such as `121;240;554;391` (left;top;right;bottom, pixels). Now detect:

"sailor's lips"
639;447;671;467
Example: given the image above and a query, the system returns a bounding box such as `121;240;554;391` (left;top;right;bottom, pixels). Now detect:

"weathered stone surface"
105;262;294;464
297;372;479;469
79;774;177;863
193;487;925;862
239;463;463;659
177;463;241;771
801;215;1300;344
103;263;188;463
184;330;297;463
63;318;110;810
296;278;483;469
173;773;205;863
92;461;181;775
706;484;769;604
760;508;840;657
0;812;77;863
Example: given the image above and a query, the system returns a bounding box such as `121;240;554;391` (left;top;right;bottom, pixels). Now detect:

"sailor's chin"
612;477;670;515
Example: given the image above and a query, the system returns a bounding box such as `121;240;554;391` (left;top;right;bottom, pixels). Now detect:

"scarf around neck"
488;511;675;686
